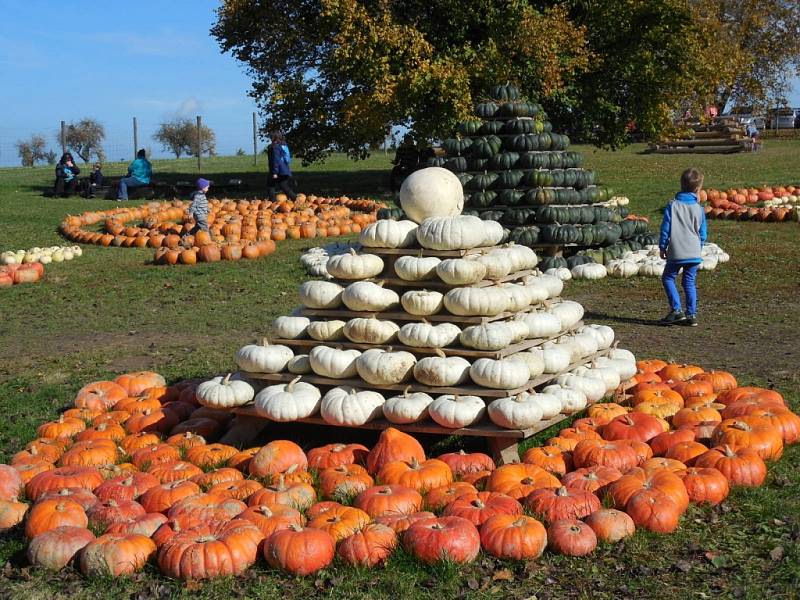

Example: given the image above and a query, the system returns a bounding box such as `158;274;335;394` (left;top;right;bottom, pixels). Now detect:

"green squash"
507;134;539;152
502;208;537;227
496;170;524;189
566;254;595;269
503;118;536;135
538;256;568;270
442;138;472;156
471;135;502;158
620;220;637;239
542;224;580;244
542;121;553;133
489;151;520;170
497;189;525;206
426;156;447;168
577;225;595;246
517;152;548;169
445;156;469;172
489;83;520;102
508;225;541;247
458;120;483;136
466;190;498;208
468;157;489;171
480;120;505;135
537;206;568;224
476;102;499;118
456;172;473;187
480;210;505;221
467;172;499;190
550;169;565;187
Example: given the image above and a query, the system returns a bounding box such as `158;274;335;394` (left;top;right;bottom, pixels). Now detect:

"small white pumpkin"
394;255;441;281
524;273;563;298
413;352;471;386
515;392;563;419
196;373;255;408
520;281;550;303
309;346;361;379
326;249;384;280
459;323;513;351
579;324;615;349
500;244;538;271
487;395;544;429
383;388;434;424
555;374;606;403
428;395;486;428
299;281;344;309
436;258;487;285
307;320;347;341
399;167;464;223
601;356;637;380
398;321;461;348
355;348;416;385
528;346;571;374
571;263;607;280
400;290;444;316
608;348;636;363
505;318;530;344
320;387;385;426
607;260;639;278
549;300;585;329
254;376;321;421
547;338;582;364
512;351;545;378
287;354;312;374
541;385;587;414
235;338;293;373
443;287;509;316
343;317;400;344
481;220;505;246
569;332;600;358
469;358;530;390
545;267;572;281
342;281;400;312
497;283;533;312
359;220;418;248
639;261;664;277
470;252;511;280
416;215;487;250
519;312;562;338
573;365;620;392
273;316;310;340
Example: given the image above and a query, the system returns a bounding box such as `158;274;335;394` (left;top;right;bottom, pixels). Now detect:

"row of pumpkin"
0;362;796;579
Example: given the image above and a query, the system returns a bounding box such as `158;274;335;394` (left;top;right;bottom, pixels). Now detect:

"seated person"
90;163;104;188
53;153;80;197
117;149;152;201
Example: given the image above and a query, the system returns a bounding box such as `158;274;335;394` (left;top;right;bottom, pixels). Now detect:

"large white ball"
399;167;464;224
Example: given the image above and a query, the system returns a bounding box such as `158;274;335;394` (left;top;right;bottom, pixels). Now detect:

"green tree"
15;134;48;167
62;118;105;162
153;118;216;158
212;0;589;162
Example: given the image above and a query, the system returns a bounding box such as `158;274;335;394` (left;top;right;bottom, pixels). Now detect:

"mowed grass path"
0;144;798;598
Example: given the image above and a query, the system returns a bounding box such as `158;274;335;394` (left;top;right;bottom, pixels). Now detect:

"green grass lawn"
0;143;798;598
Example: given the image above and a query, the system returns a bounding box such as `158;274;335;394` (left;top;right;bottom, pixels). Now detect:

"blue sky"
0;0;798;166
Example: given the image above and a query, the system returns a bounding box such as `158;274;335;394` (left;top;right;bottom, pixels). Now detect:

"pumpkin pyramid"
425;83;658;271
221;181;639;453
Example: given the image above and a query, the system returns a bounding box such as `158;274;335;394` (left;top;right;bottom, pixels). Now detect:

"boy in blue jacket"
659;167;707;327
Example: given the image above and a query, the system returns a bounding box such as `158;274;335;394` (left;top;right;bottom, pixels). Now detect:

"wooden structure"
647;120;749;154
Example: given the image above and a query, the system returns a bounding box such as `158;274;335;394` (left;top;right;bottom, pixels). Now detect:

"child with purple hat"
188;178;210;234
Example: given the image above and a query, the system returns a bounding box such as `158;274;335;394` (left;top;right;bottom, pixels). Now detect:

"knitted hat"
197;178;210;190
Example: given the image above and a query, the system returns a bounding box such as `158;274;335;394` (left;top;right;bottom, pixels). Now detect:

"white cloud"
176;97;201;117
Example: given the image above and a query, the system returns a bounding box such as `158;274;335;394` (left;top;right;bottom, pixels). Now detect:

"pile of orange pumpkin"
699;185;799;222
0;263;44;287
0;361;796;580
59;195;385;265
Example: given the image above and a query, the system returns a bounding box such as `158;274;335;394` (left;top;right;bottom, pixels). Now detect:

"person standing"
267;131;297;202
188;178;210;235
117;149;152;201
53;153;80;197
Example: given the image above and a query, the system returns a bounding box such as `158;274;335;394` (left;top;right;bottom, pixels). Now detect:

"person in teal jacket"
117;149;152;201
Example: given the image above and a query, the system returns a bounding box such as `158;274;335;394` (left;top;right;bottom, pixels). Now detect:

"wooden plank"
367;246;497;258
270;321;583;360
647;145;744;155
330;269;537;291
662;138;743;147
240;348;610;400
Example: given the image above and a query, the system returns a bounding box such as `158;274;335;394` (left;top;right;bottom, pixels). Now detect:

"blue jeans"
117;176;146;200
662;262;699;316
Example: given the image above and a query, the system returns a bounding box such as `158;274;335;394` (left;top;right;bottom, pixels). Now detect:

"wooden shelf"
367;246;497;258
330;269;537;291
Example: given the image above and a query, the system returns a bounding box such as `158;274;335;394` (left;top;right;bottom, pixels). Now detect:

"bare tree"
15;134;48;167
153;118;216;158
60;118;106;162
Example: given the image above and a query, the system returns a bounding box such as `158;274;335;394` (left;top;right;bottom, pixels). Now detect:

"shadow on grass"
584;310;665;327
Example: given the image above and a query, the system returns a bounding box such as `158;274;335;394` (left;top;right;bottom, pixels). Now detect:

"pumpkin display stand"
220;212;638;463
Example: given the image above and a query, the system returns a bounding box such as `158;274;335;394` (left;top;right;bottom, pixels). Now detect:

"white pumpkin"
320;387;385;426
541;385;587;414
236;339;293;373
515;392;563;419
413;352;471;386
299;281;344;309
400;290;444;316
470;252;511;280
519;312;562;338
343;317;400;344
520;281;550;303
383;388;434;424
528;346;571;374
573;365;620;392
607;260;639;278
546;338;582;364
308;346;361;379
569;332;600;357
571;263;607;280
342;282;400;312
579;324;615;349
555;374;606;403
500;244;538;271
416;216;487;250
287;354;312;374
545;267;572;281
273;316;310;340
512;351;545;378
497;283;533;312
609;348;636;363
482;220;505;246
359;220;418;248
443;287;509;316
524;273;563;298
487;395;544;429
326;249;384;280
196;374;255;408
307;320;347;341
459;323;513;351
436;259;487;285
601;356;637;380
398;321;461;348
254;376;322;421
505;318;530;344
394;255;441;281
639;261;664;277
549;300;585;329
700;255;718;271
469;358;530;390
399;167;464;224
428;395;486;428
355;349;416;385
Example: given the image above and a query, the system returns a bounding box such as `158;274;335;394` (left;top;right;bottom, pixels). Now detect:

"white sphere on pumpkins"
399;167;464;224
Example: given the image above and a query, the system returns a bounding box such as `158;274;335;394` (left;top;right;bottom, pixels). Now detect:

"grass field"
0;143;798;598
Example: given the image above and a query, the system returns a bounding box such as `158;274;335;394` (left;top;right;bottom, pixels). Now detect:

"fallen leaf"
675;560;692;573
770;546;784;561
493;568;514;581
467;577;479;590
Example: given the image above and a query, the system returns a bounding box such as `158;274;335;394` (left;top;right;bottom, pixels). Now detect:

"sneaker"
682;315;698;327
660;310;686;325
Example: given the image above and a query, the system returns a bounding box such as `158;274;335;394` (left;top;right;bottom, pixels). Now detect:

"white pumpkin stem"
260;337;270;346
287;376;302;392
403;386;411;398
435;348;446;359
222;373;232;385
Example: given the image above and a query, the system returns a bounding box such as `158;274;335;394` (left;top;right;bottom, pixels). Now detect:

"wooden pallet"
330;269;537;291
271;321;583;360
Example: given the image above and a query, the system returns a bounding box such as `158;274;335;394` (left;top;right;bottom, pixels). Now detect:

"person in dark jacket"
117;149;152;201
267;131;297;201
53;152;80;197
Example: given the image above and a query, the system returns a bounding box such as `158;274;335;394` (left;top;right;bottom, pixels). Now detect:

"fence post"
60;121;66;154
196;115;202;171
252;112;257;167
133;117;138;159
